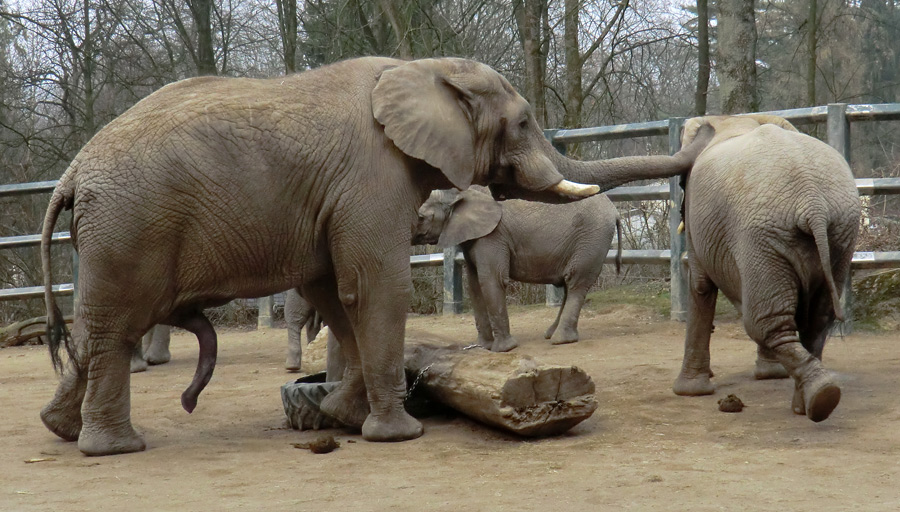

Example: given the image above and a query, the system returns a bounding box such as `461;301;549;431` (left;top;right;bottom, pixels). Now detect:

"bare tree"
695;0;709;115
513;0;548;125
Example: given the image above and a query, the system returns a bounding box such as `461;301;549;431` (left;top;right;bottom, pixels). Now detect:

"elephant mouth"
411;234;437;246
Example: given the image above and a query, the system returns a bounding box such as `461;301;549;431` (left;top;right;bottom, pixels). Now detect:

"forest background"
0;0;898;325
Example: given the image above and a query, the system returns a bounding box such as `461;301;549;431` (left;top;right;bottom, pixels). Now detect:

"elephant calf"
672;115;860;423
414;186;621;352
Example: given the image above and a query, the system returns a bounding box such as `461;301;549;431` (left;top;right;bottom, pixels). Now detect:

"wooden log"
404;338;597;437
0;315;74;348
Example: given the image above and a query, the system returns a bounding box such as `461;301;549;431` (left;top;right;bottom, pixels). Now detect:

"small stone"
718;394;744;413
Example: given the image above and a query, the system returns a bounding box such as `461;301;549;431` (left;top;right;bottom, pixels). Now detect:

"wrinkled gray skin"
414;186;621;352
40;56;713;456
671;115;860;423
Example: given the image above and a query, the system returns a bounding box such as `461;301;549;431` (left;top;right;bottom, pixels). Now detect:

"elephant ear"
438;189;502;248
373;59;479;190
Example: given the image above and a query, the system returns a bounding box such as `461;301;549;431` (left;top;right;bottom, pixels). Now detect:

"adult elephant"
671;115;859;423
40;56;713;455
413;186;620;352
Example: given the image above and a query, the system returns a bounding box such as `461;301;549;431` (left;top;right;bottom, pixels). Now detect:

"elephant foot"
796;371;841;422
550;328;578;346
144;348;171;366
476;336;494;350
40;401;82;442
673;371;715;396
319;378;370;429
130;356;148;373
754;357;788;380
285;350;302;373
491;336;518;353
78;423;146;456
362;409;424;442
543;325;557;340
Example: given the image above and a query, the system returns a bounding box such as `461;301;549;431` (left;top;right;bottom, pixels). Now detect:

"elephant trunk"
548;123;716;193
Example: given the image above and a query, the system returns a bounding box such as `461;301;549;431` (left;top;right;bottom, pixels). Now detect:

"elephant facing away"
413;186;621;352
672;115;860;423
40;56;714;455
129;289;321;374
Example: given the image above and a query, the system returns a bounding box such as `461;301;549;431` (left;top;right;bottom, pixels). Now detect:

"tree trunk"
716;0;758;114
513;0;548;126
275;0;298;73
188;0;216;75
404;340;597;437
695;0;710;116
807;0;817;106
379;0;413;59
563;0;582;129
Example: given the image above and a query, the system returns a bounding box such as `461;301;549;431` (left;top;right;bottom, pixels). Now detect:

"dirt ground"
3;303;900;511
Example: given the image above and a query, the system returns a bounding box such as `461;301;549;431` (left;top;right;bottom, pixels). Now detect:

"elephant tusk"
677;221;685;234
550;180;600;198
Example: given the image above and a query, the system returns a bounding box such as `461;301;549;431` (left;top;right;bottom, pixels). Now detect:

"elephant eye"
519;118;529;129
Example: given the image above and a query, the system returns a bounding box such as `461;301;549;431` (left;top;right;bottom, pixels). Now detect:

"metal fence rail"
1;103;899;333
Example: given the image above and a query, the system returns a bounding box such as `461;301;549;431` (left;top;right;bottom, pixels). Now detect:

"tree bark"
188;0;216;75
695;0;710;116
563;0;582;130
513;0;548;126
716;0;758;114
807;0;818;106
275;0;298;73
379;0;413;59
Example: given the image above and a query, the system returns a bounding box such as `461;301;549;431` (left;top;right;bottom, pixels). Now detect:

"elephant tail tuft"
805;214;845;322
614;216;623;275
42;174;77;375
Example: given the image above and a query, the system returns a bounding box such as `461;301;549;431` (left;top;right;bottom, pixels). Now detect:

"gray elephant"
671;115;859;423
413;186;621;352
40;56;713;455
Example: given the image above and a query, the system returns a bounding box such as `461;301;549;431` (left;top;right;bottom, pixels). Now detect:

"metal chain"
406;363;434;400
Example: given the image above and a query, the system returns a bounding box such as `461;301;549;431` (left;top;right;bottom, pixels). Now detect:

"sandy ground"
3;303;900;511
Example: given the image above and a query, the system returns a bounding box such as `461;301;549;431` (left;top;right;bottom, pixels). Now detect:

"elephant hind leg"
673;267;718;396
301;276;369;430
77;324;146;456
742;264;840;422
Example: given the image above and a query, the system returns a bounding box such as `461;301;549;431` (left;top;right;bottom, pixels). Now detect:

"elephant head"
682;114;797;150
372;58;714;203
412;187;501;248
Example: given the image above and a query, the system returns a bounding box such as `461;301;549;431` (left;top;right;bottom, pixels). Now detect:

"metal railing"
2;103;899;331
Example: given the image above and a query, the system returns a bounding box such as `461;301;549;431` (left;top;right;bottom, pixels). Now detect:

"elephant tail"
42;175;77;374
614;216;623;275
805;214;845;322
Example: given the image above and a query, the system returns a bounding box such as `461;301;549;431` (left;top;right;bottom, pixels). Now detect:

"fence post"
257;295;274;328
668;118;688;322
443;246;464;314
827;103;853;335
544;129;566;307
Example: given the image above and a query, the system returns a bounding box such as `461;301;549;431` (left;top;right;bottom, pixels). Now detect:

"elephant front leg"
477;272;518;353
465;261;494;349
673;274;717;396
129;342;148;373
77;337;146;456
336;262;422;442
142;325;172;366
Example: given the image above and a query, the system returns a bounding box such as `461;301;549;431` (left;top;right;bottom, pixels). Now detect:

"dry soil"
3;303;900;511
